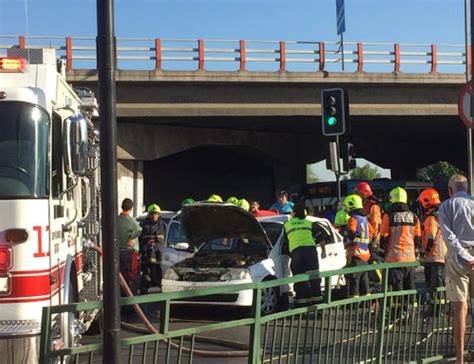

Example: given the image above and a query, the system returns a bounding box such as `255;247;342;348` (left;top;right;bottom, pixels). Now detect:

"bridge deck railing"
0;35;469;74
39;262;462;363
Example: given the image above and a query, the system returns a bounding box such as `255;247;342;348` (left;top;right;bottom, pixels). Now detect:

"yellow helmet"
389;187;408;204
147;203;161;213
208;194;223;202
343;194;363;213
237;198;250;211
227;196;239;204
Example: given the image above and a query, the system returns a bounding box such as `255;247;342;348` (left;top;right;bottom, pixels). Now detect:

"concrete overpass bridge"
2;36;471;209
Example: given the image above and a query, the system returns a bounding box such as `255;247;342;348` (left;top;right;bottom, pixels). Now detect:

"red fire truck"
0;48;102;362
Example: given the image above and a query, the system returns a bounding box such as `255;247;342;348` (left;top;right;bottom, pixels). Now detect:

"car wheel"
261;284;279;315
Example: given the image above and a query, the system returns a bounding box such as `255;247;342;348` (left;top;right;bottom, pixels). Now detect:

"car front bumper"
161;279;254;306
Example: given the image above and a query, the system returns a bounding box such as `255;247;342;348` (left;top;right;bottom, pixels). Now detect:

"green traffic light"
327;116;337;126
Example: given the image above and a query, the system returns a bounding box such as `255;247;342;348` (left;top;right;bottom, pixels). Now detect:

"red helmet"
418;188;441;208
355;182;373;198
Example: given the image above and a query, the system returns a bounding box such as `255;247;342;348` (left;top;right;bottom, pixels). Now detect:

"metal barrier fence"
39;262;458;364
0;35;470;73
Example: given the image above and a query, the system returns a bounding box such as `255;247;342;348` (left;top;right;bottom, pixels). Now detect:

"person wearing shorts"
439;175;474;364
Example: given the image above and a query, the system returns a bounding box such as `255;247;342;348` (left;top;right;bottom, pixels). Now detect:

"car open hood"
180;202;273;248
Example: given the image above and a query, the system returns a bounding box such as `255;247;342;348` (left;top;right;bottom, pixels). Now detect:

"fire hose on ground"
118;272;250;358
88;243;250;358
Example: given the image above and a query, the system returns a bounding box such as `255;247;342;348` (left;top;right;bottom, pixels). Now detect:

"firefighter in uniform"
284;204;325;307
138;203;166;294
380;187;421;291
417;188;447;290
344;194;374;297
355;182;384;285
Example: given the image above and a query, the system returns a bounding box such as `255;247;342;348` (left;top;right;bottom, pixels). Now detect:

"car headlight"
163;268;180;281
220;268;251;281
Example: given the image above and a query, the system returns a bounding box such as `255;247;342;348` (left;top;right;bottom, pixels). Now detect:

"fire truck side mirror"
65;114;89;177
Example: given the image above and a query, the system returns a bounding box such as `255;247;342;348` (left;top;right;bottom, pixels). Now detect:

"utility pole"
97;0;121;362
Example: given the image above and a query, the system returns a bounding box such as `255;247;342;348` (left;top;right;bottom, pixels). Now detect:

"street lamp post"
96;0;121;362
469;0;474;194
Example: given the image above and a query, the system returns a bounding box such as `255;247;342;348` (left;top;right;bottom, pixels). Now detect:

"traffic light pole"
97;0;121;362
335;135;342;202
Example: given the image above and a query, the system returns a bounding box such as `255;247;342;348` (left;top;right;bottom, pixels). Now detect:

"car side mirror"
174;242;190;251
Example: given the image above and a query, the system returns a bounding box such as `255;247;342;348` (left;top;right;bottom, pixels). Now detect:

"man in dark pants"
284;204;326;307
344;194;373;297
139;203;166;294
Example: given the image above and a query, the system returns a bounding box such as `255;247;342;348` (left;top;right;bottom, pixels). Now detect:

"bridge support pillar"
118;159;144;214
273;161;306;202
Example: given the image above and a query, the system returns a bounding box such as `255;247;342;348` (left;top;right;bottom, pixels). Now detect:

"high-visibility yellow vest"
284;218;315;253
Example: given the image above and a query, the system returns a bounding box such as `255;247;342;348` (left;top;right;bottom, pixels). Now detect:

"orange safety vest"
347;215;372;261
421;213;447;264
364;198;382;241
381;210;421;263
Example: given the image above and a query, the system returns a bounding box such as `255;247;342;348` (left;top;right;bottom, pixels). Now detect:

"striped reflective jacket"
381;206;421;263
347;214;372;261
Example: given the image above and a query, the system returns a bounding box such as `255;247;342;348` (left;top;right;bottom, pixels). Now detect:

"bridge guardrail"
0;35;470;74
39;261;461;363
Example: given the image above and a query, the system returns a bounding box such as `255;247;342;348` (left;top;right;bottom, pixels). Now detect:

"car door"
313;219;346;287
161;219;194;272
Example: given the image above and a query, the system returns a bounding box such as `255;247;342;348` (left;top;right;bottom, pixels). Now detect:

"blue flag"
336;0;346;35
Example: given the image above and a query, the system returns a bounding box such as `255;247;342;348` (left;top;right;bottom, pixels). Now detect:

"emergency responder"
380;187;421;291
237;198;250;211
417;189;447;290
138;203;166;294
344;194;374;297
227;196;239;205
334;201;350;238
355;182;383;245
182;197;195;206
284;204;326;307
117;198;143;295
355;182;384;286
208;194;223;202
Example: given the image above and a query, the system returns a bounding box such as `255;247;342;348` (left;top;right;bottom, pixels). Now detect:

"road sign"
336;0;346;35
458;82;474;129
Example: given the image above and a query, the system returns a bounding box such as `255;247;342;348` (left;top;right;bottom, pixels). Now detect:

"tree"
306;165;319;184
417;161;463;182
350;163;381;180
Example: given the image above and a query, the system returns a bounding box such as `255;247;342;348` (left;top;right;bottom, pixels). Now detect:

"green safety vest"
284;218;315;253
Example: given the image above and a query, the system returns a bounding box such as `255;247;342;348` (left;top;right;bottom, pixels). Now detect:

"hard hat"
208;194;223;203
343;194;363;213
417;188;441;208
227;196;239;204
237;198;250;211
355;182;373;198
181;197;195;206
389;187;408;204
147;203;161;214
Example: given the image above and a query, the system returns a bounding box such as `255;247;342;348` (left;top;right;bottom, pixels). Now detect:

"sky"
0;0;467;45
0;0;467;177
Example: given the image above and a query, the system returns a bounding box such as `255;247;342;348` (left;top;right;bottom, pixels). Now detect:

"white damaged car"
161;202;346;315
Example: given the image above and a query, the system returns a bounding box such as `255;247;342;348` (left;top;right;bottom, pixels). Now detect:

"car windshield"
260;222;283;245
198;237;268;256
0;102;49;198
167;221;188;247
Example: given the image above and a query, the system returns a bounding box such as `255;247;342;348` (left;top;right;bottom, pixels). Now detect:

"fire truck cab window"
51;112;63;197
0;102;49;198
